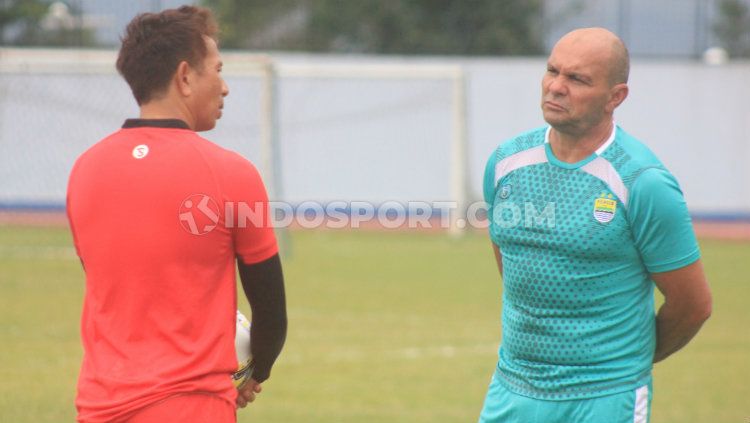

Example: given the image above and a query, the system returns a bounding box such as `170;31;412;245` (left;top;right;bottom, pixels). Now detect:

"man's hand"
236;378;262;409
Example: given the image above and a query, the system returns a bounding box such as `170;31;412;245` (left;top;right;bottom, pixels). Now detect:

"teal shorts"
478;374;652;423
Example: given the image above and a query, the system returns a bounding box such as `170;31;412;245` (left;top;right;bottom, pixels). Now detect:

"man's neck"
139;99;195;130
549;120;614;163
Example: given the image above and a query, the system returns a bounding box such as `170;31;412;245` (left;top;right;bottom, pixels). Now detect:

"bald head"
541;27;631;137
553;27;630;86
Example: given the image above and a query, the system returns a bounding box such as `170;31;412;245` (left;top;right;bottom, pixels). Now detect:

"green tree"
0;0;48;45
713;0;750;57
0;0;97;46
202;0;303;49
202;0;543;55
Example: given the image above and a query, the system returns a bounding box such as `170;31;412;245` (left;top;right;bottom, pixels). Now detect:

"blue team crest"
593;193;616;223
500;184;512;199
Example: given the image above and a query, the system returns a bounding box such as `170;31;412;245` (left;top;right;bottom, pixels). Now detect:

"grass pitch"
0;225;748;422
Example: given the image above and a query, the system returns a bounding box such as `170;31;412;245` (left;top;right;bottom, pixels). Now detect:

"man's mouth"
543;100;565;111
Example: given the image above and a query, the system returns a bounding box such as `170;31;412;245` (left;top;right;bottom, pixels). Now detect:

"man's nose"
222;79;229;97
546;75;566;96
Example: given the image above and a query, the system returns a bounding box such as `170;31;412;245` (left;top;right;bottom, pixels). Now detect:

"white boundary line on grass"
280;343;498;365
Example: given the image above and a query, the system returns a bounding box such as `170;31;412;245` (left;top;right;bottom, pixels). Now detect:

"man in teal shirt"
479;27;712;423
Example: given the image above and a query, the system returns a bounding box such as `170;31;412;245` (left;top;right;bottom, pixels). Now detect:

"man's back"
67;120;277;422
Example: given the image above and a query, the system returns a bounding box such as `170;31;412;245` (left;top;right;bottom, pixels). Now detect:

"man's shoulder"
73;128;255;177
187;133;254;168
191;133;235;156
603;127;673;187
491;126;547;162
188;135;264;187
71;128;128;168
608;127;663;165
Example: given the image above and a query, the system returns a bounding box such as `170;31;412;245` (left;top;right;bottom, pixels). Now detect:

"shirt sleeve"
223;156;279;264
627;167;700;273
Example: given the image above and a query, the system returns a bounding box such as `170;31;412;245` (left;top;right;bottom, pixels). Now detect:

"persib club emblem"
593;193;617;223
500;184;512;199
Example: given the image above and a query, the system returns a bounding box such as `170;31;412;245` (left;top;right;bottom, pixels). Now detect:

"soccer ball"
233;310;253;388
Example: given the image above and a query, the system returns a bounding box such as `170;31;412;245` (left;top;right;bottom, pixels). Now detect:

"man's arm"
236;253;287;407
651;259;711;363
492;243;503;276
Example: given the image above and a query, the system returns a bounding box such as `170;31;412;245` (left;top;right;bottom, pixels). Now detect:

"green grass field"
1;225;748;422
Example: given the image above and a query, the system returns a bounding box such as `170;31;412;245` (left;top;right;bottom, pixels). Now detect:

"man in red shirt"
66;6;287;423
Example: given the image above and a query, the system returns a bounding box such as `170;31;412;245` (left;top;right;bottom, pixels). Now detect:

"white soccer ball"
233;310;253;388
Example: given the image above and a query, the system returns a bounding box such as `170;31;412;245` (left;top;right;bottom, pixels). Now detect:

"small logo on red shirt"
179;194;220;235
132;144;149;159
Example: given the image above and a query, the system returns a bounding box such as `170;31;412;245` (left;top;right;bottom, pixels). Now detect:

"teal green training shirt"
483;125;700;400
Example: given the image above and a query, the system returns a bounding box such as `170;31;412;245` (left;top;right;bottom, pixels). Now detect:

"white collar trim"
595;122;617;155
544;121;617;156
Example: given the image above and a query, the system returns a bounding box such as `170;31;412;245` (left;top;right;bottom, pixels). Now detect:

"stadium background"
1;1;749;422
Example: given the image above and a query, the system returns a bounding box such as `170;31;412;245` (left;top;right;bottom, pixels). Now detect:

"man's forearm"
651;260;712;363
238;254;287;382
653;300;709;363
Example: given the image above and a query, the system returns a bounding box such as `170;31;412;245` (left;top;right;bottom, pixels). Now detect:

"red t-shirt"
67;120;278;423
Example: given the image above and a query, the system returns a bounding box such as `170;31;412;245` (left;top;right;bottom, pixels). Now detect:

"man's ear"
606;83;629;113
175;60;193;97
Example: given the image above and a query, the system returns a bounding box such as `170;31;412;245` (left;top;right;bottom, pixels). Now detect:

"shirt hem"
494;366;653;401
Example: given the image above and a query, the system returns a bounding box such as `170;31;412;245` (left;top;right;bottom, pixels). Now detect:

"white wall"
1;50;748;216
